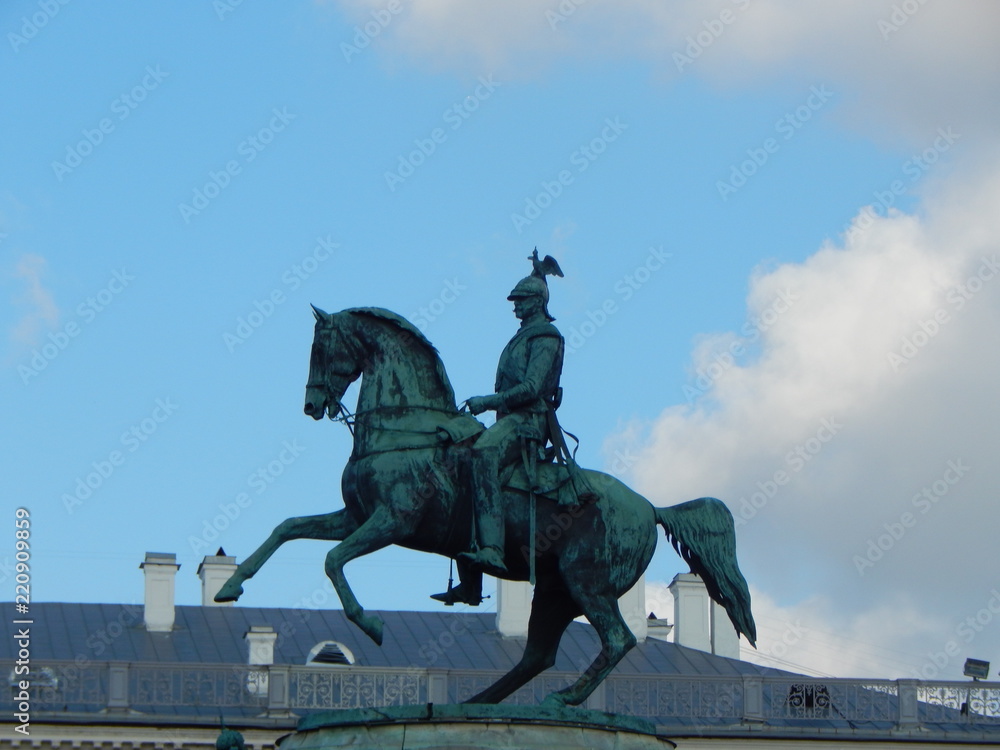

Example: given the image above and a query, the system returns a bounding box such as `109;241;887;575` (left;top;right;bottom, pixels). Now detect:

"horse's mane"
343;307;457;405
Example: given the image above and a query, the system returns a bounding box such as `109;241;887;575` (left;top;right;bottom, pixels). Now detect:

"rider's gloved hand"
466;395;499;415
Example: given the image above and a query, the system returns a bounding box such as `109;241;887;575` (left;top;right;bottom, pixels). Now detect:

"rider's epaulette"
521;321;563;341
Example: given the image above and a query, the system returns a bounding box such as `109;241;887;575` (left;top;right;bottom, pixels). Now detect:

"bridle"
307;322;359;435
307;314;464;452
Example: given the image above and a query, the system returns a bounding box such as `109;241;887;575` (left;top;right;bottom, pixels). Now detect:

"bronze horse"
216;306;755;706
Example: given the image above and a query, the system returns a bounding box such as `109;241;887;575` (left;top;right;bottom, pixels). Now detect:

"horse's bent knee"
606;635;635;661
324;549;341;577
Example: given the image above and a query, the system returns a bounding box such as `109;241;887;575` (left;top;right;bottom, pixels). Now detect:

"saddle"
501;460;581;507
436;409;596;508
435;413;484;444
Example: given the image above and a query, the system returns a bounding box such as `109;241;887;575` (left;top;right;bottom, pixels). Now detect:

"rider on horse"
433;252;565;600
219;268;757;703
463;254;565;576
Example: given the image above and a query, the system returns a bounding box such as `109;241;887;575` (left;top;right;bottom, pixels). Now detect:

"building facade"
3;551;998;748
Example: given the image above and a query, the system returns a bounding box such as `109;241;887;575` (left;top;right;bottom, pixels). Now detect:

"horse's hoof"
540;692;569;708
214;579;244;603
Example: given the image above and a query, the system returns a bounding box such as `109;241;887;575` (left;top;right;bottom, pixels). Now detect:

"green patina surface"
218;252;756;709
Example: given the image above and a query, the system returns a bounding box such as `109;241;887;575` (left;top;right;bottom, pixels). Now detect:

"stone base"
277;704;675;749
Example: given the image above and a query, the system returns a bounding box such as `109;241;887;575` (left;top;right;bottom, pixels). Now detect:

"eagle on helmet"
507;248;564;321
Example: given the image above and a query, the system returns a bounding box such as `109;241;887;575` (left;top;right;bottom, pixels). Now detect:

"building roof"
4;602;1000;742
2;602;785;678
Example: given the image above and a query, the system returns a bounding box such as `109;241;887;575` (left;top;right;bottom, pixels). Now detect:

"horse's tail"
654;498;757;648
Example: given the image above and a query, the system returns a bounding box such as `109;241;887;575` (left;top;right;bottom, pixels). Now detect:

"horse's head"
304;305;364;420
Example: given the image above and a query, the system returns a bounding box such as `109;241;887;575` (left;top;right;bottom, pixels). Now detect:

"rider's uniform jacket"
493;317;564;418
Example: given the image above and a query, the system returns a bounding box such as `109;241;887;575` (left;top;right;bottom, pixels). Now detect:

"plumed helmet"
507;274;549;302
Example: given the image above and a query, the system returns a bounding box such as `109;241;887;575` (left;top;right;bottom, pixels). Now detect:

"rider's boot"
431;558;484;606
458;447;509;577
430;573;484;606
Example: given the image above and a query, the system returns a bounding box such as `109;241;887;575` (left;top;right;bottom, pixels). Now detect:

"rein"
307;378;357;436
325;397;459;460
352;405;454;439
353;404;457;418
331;403;356;437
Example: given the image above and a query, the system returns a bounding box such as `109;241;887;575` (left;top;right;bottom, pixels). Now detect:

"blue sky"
4;1;1000;680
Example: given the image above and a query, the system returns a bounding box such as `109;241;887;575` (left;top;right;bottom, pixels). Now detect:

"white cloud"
326;0;1000;147
329;0;573;74
8;253;59;352
683;1;1000;146
738;587;953;679
643;579;948;679
607;158;1000;678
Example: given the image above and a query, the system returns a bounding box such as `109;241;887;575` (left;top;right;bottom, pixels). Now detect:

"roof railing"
5;660;1000;734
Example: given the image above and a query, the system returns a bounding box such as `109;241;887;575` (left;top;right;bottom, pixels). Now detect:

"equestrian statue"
216;251;756;707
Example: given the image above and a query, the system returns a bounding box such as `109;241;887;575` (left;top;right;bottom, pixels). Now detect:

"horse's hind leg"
542;582;636;707
324;504;411;646
465;578;580;704
216;509;358;602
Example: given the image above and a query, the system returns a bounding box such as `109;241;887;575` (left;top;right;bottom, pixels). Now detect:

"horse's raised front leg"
324;504;412;646
215;509;358;602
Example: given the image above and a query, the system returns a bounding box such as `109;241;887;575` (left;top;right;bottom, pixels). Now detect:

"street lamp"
961;658;990;717
964;658;990;681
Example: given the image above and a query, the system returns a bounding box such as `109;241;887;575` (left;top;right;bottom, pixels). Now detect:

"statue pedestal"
277;704;675;749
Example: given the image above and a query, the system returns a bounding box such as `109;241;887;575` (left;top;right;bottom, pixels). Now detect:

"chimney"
669;572;711;652
646;613;673;642
197;548;237;607
496;579;532;638
245;626;277;699
711;599;741;658
245;625;278;666
140;552;180;632
668;572;740;658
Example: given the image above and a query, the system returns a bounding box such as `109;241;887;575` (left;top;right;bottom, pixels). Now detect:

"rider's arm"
493;334;563;412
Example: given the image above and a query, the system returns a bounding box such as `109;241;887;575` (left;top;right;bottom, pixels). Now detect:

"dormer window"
306;641;356;666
